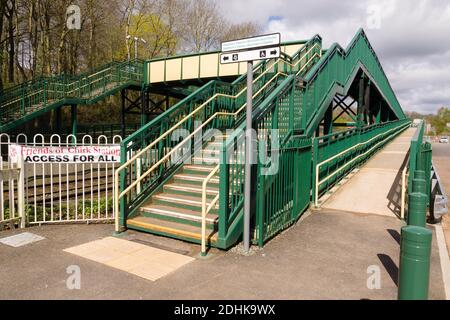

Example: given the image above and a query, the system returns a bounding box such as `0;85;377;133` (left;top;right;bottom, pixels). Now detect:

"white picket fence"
0;133;121;228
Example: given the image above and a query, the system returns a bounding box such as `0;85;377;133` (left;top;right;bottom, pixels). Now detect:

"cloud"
217;0;450;113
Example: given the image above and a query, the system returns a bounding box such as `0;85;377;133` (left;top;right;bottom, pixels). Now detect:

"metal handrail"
314;121;410;206
1;62;142;109
201;165;220;255
401;158;409;219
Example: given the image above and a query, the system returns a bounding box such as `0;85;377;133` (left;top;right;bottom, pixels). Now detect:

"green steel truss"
301;28;406;136
118;29;409;249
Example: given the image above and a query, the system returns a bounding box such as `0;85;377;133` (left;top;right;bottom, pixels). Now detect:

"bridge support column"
376;101;382;124
71;104;77;137
140;89;149;128
55;107;62;134
364;81;371;125
121;89;126;138
323;103;333;135
357;74;365;129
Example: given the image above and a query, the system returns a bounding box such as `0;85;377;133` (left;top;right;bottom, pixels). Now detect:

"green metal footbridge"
1;29;411;251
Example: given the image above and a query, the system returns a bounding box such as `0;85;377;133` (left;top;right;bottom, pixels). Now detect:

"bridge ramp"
321;128;416;217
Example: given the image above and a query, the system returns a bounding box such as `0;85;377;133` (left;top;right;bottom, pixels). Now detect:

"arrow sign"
220;46;280;64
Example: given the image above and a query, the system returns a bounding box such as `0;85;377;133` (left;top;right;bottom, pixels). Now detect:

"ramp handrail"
314;120;410;206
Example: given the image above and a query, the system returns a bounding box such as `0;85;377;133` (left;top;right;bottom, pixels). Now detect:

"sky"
217;0;450;114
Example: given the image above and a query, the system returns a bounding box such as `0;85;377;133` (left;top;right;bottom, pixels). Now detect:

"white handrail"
401;161;409;219
201;165;220;255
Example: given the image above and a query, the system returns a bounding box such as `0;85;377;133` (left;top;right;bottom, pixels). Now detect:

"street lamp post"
126;35;147;61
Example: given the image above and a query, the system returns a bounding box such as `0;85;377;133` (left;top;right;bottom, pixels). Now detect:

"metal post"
140;89;147;128
400;164;407;219
244;61;253;252
17;156;25;228
121;89;126;138
55;107;62;134
398;225;432;300
71;104;77;137
409;170;428;226
323;103;333;136
357;74;365;128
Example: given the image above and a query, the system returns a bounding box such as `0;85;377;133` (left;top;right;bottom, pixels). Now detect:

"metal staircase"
0;60;144;132
115;35;323;249
127;135;225;244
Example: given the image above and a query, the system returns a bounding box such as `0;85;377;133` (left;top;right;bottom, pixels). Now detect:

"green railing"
0;60;144;131
250;75;313;244
408;120;432;204
116;35;323;229
409;120;424;190
313;119;411;204
301;28;406;135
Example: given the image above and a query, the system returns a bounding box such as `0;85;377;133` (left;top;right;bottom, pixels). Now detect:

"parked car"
439;136;449;143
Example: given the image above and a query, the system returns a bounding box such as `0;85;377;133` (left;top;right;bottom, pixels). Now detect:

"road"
431;142;450;256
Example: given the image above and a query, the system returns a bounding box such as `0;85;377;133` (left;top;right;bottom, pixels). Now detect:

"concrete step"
173;173;219;186
152;193;219;213
182;164;218;175
140;204;218;226
163;182;219;198
191;156;220;165
127;215;218;244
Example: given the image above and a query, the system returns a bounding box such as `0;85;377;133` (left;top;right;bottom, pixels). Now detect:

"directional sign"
220;46;280;64
221;33;280;53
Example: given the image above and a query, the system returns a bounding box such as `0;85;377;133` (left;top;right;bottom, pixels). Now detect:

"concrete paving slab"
0;232;45;247
63;236;194;282
323;169;400;216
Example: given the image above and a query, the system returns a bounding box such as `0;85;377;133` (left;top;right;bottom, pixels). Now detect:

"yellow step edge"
127;219;217;242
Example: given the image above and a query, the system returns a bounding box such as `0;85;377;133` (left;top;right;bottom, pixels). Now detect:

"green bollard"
398;226;432;300
407;192;427;227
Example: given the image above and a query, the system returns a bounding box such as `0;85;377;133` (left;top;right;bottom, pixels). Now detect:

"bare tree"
220;22;261;42
0;1;5;92
181;0;225;52
4;0;15;82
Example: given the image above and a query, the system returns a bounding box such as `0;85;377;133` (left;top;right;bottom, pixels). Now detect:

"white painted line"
434;224;450;300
